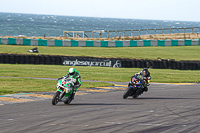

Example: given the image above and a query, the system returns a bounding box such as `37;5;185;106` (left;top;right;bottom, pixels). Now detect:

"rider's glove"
71;78;77;83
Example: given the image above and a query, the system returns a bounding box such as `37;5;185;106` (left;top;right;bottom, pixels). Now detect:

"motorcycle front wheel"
52;91;60;105
123;87;133;99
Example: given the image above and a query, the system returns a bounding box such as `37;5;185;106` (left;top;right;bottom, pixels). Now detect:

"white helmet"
68;68;76;78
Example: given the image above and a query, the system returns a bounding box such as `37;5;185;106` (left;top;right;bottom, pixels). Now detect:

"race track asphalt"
0;83;199;133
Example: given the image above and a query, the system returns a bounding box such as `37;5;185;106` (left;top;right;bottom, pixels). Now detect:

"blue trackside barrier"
1;38;200;47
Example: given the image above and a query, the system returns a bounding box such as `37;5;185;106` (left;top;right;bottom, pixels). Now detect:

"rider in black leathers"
132;68;151;92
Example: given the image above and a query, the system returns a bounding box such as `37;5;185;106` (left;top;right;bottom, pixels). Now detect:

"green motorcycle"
52;77;77;105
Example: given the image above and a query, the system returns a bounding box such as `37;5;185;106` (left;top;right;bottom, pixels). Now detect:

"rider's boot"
71;92;75;100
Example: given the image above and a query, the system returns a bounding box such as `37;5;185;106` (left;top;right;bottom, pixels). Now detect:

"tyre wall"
0;54;199;70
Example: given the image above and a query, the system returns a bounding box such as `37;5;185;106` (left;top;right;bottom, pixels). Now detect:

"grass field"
0;45;200;61
0;44;200;95
0;77;113;95
1;64;200;83
0;64;200;95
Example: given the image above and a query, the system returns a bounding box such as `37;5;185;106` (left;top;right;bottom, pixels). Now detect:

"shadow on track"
53;102;142;106
126;97;200;100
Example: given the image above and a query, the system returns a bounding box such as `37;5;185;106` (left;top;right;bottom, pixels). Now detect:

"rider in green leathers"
58;68;81;100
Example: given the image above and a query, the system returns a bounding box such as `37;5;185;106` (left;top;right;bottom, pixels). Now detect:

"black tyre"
133;89;142;99
64;93;74;104
133;94;139;98
52;91;60;105
123;87;133;99
64;98;72;104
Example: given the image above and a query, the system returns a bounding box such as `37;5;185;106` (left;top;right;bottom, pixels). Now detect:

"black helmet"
142;68;149;77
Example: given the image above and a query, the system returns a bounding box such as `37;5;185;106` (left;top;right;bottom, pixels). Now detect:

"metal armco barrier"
0;54;200;70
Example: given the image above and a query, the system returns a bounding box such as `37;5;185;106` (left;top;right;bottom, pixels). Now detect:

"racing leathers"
132;71;151;92
58;70;81;99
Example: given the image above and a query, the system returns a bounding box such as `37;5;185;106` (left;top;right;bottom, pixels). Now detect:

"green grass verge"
1;44;200;95
0;77;113;95
0;64;200;95
1;45;200;61
1;64;200;83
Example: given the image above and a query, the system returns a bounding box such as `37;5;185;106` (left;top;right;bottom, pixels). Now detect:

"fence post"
115;30;117;38
66;31;68;37
100;31;102;38
83;31;85;38
192;27;193;33
169;28;171;34
162;28;164;35
147;29;148;35
107;31;109;38
131;30;133;37
123;30;125;37
139;29;141;37
92;31;93;38
184;28;186;38
177;28;178;34
154;29;156;35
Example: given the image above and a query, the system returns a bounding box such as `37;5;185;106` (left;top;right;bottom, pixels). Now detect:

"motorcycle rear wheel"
133;94;139;98
64;93;74;104
52;91;60;105
133;89;143;98
64;98;72;104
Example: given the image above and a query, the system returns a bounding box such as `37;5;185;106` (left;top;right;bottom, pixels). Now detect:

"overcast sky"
0;0;199;22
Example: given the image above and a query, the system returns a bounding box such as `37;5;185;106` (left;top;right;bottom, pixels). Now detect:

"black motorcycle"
123;75;150;99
